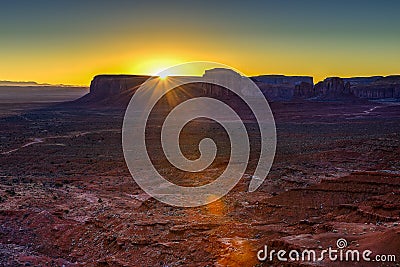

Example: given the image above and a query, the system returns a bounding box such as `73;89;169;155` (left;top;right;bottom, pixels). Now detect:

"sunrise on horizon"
1;1;400;85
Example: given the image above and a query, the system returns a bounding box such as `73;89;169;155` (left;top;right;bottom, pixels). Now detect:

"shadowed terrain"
0;91;399;266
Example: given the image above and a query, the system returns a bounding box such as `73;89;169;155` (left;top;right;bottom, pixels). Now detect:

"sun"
132;57;183;79
159;73;168;79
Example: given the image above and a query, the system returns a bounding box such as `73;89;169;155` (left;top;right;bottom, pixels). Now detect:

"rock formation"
202;68;242;97
73;72;400;107
314;77;352;99
350;76;400;99
74;75;150;106
251;75;314;101
201;70;315;100
252;75;313;86
343;76;383;85
255;83;294;101
294;82;314;98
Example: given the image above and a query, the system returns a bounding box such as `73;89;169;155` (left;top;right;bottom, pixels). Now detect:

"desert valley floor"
0;100;399;266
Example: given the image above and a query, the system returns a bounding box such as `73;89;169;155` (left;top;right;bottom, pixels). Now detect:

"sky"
1;0;399;85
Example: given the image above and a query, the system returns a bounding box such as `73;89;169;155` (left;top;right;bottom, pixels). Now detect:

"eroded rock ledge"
79;71;400;105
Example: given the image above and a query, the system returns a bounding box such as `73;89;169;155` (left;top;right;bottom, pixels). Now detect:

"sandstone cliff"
74;75;149;106
73;72;400;107
343;76;383;85
350;76;400;99
252;75;313;86
311;75;400;101
313;77;352;100
251;75;314;101
294;82;315;98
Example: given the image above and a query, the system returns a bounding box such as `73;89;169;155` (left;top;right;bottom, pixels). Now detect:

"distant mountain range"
0;80;87;88
0;81;89;104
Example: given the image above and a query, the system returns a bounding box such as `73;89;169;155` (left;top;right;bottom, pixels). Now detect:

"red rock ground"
0;101;399;266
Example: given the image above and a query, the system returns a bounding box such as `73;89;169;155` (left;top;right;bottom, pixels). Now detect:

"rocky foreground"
0;98;399;266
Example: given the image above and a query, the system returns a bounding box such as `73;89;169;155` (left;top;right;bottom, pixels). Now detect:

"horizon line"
2;73;400;87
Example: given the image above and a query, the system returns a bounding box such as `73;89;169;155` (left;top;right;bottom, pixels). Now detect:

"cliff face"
350;76;400;99
294;82;314;98
252;75;313;86
256;83;295;101
251;75;314;101
73;73;400;107
313;77;352;100
89;75;149;99
311;76;400;100
200;69;314;100
75;75;149;106
343;76;383;85
202;68;242;97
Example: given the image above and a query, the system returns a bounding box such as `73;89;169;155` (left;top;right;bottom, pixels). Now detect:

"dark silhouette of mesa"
74;69;400;108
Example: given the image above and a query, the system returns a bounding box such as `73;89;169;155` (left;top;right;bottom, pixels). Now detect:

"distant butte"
73;70;400;106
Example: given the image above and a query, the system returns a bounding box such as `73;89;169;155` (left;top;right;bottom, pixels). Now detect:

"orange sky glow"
1;2;399;86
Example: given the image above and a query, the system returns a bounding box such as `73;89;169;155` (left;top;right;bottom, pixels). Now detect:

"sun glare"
159;73;168;79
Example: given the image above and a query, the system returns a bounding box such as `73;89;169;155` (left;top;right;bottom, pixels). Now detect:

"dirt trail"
1;129;120;155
